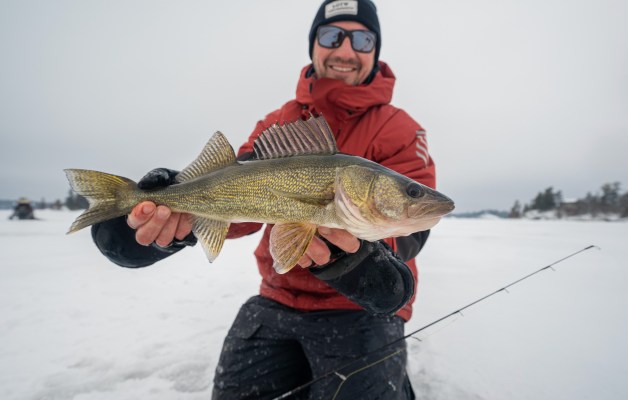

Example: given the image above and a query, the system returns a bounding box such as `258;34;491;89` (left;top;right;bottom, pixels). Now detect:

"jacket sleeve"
371;109;437;258
372;109;436;189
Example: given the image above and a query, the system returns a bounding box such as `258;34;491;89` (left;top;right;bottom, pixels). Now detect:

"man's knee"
212;297;312;399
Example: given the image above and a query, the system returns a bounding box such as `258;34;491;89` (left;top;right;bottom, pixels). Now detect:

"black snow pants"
212;295;415;400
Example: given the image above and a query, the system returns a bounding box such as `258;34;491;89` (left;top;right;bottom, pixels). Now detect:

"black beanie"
308;0;381;65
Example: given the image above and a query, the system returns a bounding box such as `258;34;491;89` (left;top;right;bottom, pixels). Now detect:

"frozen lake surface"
1;210;627;399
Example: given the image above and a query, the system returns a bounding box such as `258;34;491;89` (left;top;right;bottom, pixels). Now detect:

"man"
92;1;436;398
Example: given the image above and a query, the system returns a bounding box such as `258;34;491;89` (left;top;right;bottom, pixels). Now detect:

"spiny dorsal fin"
176;131;236;183
252;116;337;160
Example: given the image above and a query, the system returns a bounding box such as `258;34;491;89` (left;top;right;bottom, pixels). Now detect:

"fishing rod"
271;244;599;400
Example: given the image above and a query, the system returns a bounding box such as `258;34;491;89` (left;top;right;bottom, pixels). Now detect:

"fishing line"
271;244;599;400
330;349;404;400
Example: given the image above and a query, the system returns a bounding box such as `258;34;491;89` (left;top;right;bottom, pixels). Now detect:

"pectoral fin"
269;222;317;274
192;217;230;262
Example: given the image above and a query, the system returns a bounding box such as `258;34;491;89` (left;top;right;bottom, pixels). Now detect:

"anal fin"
192;217;230;262
269;222;318;274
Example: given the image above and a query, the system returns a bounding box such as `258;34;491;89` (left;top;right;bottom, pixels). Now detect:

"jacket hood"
295;61;395;115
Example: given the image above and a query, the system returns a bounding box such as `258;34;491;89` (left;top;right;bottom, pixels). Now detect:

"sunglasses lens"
351;31;376;52
317;26;345;49
317;26;376;53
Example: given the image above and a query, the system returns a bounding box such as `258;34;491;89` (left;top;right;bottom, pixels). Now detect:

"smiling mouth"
329;65;357;73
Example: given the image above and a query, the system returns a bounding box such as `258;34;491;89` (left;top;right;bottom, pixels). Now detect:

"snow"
1;210;627;399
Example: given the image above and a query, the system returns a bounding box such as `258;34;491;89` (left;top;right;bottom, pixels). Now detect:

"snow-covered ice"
1;210;627;399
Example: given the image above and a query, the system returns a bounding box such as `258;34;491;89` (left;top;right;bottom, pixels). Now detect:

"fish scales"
154;155;359;225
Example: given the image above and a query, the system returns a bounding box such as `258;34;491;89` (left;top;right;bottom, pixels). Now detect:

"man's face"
312;21;376;86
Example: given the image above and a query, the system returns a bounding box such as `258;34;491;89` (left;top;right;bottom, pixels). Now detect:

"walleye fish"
65;116;454;273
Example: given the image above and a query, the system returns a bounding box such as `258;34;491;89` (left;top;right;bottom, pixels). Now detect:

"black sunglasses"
316;25;376;53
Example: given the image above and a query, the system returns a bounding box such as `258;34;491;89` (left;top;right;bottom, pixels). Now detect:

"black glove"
310;239;415;317
91;168;196;268
137;168;181;190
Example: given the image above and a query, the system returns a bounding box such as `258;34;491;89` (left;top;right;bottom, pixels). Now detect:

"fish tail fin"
64;169;138;233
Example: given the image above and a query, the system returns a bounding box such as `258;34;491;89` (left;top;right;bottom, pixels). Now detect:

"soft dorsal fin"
176;131;236;183
252;116;337;160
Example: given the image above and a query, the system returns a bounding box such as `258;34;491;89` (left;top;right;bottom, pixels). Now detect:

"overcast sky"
1;0;626;212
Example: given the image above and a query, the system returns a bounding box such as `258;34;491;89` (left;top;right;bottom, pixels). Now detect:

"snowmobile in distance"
9;198;36;220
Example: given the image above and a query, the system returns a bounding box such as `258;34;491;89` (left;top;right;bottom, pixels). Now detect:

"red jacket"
227;62;436;321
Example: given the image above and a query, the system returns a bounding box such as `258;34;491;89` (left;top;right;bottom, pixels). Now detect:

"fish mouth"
371;193;454;238
408;193;455;219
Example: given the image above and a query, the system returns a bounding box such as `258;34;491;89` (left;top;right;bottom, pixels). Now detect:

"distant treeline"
509;182;628;218
2;190;88;211
450;209;509;219
64;190;89;210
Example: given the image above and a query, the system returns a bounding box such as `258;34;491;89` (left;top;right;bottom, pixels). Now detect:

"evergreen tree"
530;187;561;211
509;200;522;218
599;182;621;213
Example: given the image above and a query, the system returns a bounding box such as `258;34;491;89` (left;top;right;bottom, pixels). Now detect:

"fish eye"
406;182;424;198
